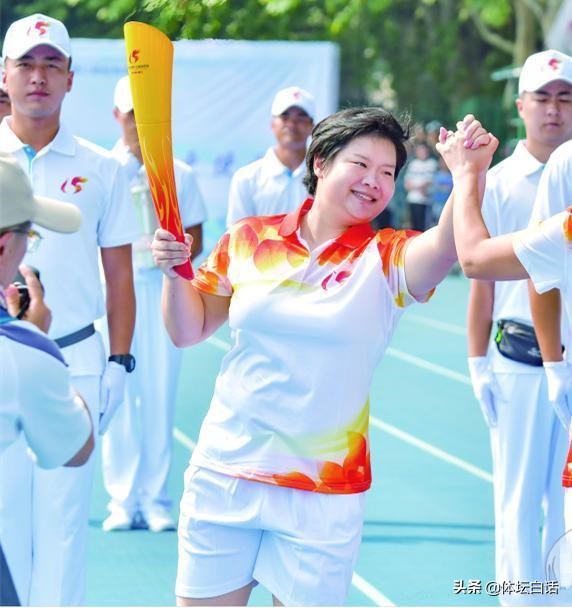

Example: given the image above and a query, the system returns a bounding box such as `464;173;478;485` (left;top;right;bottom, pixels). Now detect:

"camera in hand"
13;267;42;319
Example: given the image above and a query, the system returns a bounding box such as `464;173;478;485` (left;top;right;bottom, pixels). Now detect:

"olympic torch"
123;21;193;280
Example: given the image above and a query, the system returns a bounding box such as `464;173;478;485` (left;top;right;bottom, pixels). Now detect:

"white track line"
386;347;471;385
405;313;467;336
172;424;392;605
173;427;197;451
369;417;493;483
207;335;232;352
352;573;395;606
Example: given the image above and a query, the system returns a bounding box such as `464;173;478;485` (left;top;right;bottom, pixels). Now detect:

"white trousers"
490;370;568;606
0;374;100;606
102;269;182;515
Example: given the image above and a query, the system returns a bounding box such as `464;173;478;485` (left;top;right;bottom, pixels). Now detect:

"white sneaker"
102;510;133;532
145;508;176;532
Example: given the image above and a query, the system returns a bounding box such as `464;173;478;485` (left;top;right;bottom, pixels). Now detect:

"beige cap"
0;153;81;233
2;13;71;61
519;49;572;94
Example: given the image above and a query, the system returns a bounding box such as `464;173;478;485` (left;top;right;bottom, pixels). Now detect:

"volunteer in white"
226;85;314;226
466;49;572;603
101;75;207;533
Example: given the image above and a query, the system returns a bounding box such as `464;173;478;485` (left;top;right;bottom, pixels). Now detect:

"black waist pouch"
495;318;543;367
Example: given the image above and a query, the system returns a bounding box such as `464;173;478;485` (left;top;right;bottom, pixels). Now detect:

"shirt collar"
264;147;305;178
512;140;545;176
111;138;129;161
0;118;75;156
279;198;375;249
111;139;142;176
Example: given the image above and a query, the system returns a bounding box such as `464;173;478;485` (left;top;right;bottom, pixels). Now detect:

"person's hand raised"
436;114;498;177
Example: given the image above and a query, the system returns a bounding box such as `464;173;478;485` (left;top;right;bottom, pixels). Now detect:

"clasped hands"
436;114;499;173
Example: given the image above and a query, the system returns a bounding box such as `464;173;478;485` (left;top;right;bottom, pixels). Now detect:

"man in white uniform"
466;49;572;603
225;86;314;226
102;76;207;533
0;14;138;605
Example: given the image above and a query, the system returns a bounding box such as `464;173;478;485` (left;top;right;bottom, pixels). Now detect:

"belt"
55;323;95;349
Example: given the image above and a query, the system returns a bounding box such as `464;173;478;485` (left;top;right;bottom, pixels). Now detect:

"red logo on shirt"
61;176;88;194
321;270;352;290
129;49;140;64
27;21;50;37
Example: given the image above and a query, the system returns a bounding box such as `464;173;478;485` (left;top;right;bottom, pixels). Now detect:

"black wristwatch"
108;354;136;373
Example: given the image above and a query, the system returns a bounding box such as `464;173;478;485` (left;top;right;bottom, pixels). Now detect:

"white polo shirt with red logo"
190;199;432;494
226;147;308;227
0;119;139;370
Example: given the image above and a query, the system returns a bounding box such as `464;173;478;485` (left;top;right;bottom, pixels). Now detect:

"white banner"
63;38;339;221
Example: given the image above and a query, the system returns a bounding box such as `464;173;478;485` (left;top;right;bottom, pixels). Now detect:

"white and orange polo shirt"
190;199;432;494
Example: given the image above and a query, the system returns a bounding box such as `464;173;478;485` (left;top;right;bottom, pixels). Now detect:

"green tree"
1;0;565;140
464;0;564;65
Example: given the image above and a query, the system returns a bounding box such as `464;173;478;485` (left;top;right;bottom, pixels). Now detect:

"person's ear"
313;156;325;178
515;96;524;119
0;231;12;257
66;70;74;93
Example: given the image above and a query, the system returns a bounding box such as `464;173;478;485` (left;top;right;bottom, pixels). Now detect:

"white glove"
543;360;572;430
468;356;499;428
99;361;127;435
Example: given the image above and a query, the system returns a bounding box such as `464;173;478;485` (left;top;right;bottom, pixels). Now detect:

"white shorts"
175;466;365;606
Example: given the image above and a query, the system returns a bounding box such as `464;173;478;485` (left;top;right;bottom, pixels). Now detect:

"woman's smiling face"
313;134;397;226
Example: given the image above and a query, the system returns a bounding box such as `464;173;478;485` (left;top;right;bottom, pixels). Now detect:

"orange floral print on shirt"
189;202;433;495
232;222;259;259
376;228;414;275
193;231;232;295
271;431;371;494
252;234;308;274
564;206;572;243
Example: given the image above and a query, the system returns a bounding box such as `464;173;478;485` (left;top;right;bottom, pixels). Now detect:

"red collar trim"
278;198;375;249
279;198;314;237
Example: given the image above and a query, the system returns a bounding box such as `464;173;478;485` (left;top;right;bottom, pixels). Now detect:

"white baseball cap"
271;86;315;120
518;49;572;94
2;14;71;61
0;153;81;233
113;75;134;113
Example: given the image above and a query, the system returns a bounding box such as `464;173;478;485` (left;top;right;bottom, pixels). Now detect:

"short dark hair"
303;107;410;196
